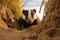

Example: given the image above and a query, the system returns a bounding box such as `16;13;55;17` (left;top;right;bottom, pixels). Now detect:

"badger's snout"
28;20;32;23
27;19;33;24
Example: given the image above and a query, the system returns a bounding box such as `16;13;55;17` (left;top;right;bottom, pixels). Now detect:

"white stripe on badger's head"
27;9;33;23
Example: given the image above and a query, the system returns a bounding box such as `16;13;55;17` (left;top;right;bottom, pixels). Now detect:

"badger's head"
22;9;38;24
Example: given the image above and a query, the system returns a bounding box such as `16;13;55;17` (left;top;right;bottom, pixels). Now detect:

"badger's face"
22;9;38;24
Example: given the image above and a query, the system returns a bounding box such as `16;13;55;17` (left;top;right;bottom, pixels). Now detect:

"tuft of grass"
0;0;22;20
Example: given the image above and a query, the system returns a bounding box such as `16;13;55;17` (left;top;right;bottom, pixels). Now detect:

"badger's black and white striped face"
22;9;38;24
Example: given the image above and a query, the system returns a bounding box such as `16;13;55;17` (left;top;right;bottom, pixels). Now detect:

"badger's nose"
29;20;33;24
29;21;31;23
27;19;33;23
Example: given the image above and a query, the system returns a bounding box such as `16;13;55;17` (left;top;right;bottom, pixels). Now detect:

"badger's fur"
17;9;40;29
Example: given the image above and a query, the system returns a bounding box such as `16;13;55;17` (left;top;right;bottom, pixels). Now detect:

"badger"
17;9;40;29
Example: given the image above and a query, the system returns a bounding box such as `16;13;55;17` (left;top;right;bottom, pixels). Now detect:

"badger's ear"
33;9;36;13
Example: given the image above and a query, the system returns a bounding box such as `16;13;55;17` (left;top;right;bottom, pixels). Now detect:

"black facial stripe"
33;9;36;13
23;10;28;19
31;10;35;18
